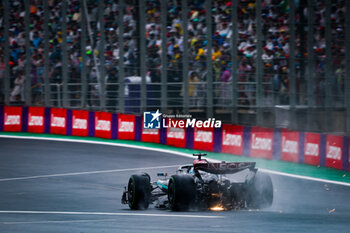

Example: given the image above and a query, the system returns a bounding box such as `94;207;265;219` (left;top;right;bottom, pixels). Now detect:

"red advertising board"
304;132;320;166
27;107;45;133
118;114;136;140
141;126;160;144
281;129;299;163
50;108;67;135
166;119;186;148
3;106;22;132
193;127;214;152
72;110;89;137
326;135;343;170
250;127;274;159
221;125;243;155
95;111;112;139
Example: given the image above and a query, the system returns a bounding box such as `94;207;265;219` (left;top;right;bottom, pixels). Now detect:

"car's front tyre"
127;174;151;210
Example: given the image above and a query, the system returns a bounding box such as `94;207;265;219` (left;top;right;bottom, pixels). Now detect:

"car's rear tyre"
128;174;151;210
247;172;273;209
168;175;196;211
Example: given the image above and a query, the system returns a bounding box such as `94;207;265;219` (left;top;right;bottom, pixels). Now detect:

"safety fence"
2;0;350;135
0;105;349;172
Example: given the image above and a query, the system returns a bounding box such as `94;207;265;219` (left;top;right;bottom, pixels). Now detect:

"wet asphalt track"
0;138;350;233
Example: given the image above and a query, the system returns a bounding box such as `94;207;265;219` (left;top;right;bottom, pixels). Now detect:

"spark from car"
209;205;225;211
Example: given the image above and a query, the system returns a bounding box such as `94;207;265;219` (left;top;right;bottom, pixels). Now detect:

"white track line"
0;165;181;182
2;218;116;225
0;210;224;219
1;135;350;187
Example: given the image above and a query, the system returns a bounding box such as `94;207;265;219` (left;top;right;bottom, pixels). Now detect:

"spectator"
10;70;25;102
0;0;346;110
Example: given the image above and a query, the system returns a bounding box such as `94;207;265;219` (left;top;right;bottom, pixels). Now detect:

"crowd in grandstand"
0;0;346;109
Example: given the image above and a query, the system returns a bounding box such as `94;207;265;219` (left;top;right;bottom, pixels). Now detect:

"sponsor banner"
141;127;160;143
193;127;214;152
242;126;252;157
50;108;67;135
27;107;45;133
159;125;167;145
0;106;3;131
66;110;72;136
221;125;243;155
44;108;51;134
304;133;321;166
213;127;222;153
118;114;136;140
88;111;95;137
326;135;343;170
22;107;28;132
348;138;350;172
250;127;274;159
166;118;186;148
135;116;142;141
4;106;22;132
111;114;118;139
281;129;299;163
72;110;89;137
95;111;112;139
344;137;349;171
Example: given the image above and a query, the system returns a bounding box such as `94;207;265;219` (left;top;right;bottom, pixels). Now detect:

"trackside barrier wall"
71;110;89;137
141;114;160;144
1;106;349;172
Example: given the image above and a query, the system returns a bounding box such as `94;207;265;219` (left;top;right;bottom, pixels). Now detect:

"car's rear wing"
194;160;257;174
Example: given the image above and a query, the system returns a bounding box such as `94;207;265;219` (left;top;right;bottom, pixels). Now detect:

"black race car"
122;153;273;211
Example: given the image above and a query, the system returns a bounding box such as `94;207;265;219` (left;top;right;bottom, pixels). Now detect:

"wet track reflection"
0;138;349;233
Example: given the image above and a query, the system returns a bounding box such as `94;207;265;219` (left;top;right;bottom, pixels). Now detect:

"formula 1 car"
121;153;273;211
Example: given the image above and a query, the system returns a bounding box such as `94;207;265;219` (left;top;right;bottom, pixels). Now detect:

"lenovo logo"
119;121;134;132
28;115;43;126
305;143;319;157
282;139;298;154
96;120;111;131
167;127;185;139
251;135;272;151
143;128;158;135
51;116;65;127
194;131;213;143
73;118;88;130
223;133;242;146
5;115;21;125
327;145;341;160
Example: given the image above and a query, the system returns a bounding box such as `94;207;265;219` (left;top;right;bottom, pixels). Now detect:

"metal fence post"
182;0;189;114
4;0;10;105
118;0;125;113
160;0;167;113
205;0;213;118
62;0;68;107
307;0;315;131
289;0;296;130
24;0;31;106
81;0;87;109
98;0;106;111
139;0;146;113
256;0;263;125
231;0;238;124
346;0;350;135
43;0;50;106
325;0;332;132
